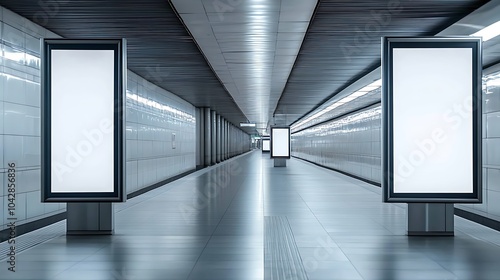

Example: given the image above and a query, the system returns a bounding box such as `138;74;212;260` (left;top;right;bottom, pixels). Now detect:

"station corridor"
1;151;500;280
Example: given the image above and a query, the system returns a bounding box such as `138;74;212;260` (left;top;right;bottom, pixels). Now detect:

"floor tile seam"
261;155;266;280
291;157;406;235
185;157;254;280
411;248;464;280
293;175;367;279
454;226;500;248
23;239;109;277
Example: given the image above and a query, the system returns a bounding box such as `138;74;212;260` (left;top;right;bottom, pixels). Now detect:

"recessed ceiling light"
240;123;256;127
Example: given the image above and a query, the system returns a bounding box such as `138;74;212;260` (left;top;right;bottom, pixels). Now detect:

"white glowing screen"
392;48;473;193
51;49;115;193
271;128;290;157
262;139;270;151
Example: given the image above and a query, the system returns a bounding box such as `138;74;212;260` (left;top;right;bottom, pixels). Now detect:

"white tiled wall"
292;105;381;183
0;7;65;231
292;70;500;223
460;71;500;217
0;6;196;231
125;71;196;194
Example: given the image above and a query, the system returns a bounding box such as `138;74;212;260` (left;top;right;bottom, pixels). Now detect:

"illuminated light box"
262;138;271;152
382;37;482;203
41;39;127;202
271;127;291;159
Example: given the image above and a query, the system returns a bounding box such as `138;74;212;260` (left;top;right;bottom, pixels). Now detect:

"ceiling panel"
0;0;253;131
171;0;318;129
206;11;281;23
276;0;490;125
200;0;282;13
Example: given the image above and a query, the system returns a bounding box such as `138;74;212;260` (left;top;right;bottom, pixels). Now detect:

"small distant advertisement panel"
262;138;270;152
381;37;482;203
41;39;127;202
271;126;290;159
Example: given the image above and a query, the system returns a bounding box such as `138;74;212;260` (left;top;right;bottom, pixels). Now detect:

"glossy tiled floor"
2;151;500;279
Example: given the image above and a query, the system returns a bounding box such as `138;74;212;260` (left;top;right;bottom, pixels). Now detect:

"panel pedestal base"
274;158;287;167
67;202;114;235
407;203;454;236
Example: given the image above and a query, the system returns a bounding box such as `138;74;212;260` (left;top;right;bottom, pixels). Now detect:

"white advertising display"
382;37;482;203
262;139;270;152
271;127;290;158
50;49;115;193
392;48;473;194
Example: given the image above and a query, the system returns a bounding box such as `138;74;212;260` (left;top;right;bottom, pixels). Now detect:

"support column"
221;118;226;161
228;124;231;158
228;123;231;157
211;110;217;165
230;124;234;157
407;203;454;236
232;125;235;157
195;108;203;169
225;121;228;160
216;114;221;163
204;108;211;166
67;203;113;235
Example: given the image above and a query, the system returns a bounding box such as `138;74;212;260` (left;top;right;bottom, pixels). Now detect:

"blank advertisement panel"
262;138;271;152
41;39;127;202
382;37;482;203
271;127;290;159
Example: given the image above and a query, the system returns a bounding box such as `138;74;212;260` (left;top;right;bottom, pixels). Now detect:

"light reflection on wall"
1;44;41;68
0;72;39;85
125;91;195;123
485;71;500;92
291;106;382;183
293;108;381;138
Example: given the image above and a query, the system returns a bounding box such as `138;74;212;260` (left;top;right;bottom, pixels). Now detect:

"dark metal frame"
41;39;127;202
382;37;482;203
270;126;291;159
